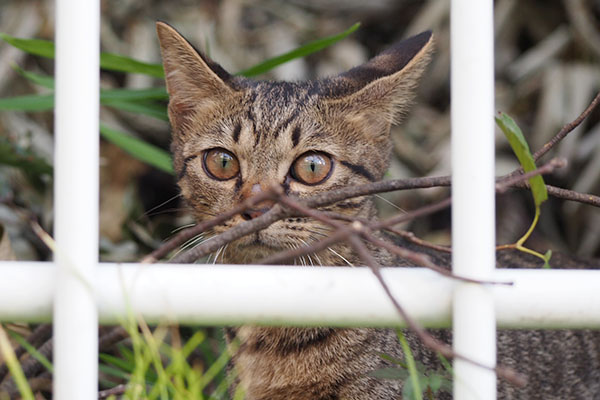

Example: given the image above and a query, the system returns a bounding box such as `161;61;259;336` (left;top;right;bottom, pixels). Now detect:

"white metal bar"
54;0;100;398
451;0;497;398
2;263;600;328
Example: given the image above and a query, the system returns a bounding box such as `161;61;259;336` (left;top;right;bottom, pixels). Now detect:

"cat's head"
156;22;433;264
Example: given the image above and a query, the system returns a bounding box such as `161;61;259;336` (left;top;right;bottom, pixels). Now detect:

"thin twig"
373;197;452;231
514;183;600;207
170;204;287;263
98;384;128;399
385;228;452;254
347;235;526;387
361;230;511;286
532;91;600;162
496;157;567;193
259;229;350;265
142;188;281;263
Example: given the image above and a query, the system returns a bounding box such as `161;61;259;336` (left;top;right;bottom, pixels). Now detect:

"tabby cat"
156;21;600;399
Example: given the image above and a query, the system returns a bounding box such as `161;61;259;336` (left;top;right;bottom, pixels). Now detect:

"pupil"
221;154;230;169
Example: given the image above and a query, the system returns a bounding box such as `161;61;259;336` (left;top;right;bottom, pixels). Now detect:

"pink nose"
240;183;275;220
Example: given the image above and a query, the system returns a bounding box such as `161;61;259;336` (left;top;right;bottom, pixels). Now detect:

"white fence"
0;0;599;399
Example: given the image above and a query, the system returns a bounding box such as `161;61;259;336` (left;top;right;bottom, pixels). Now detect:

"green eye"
203;148;240;180
291;152;333;185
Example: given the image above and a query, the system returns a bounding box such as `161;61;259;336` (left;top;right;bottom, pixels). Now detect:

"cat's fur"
156;21;600;399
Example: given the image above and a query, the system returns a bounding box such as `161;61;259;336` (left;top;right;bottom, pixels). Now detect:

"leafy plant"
495;113;553;267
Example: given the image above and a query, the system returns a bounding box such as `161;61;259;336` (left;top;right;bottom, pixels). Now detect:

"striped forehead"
233;81;316;146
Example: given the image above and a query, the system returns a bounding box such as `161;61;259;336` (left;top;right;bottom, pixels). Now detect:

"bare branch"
384;228;451;254
496;157;567;193
142;188;281;263
346;235;526;387
515;183;600;208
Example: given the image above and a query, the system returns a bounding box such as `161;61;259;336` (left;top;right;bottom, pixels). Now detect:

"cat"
156;21;600;399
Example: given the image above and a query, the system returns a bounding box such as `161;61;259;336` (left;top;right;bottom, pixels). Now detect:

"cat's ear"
319;31;433;128
156;21;238;131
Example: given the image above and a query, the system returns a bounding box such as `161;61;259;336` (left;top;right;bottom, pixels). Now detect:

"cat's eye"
290;152;333;185
203;148;240;180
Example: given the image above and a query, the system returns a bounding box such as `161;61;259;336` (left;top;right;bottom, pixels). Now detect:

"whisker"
144;207;189;218
375;194;406;213
298;238;315;267
220;243;229;263
171;222;197;234
328;248;354;267
170;234;212;261
213;245;225;265
140;193;183;218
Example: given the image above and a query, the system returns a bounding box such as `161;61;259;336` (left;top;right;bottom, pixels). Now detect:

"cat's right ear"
156;22;236;131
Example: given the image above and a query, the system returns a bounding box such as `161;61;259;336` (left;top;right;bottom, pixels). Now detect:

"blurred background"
1;0;599;263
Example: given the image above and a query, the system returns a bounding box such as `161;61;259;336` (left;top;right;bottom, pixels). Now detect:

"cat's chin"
223;232;286;264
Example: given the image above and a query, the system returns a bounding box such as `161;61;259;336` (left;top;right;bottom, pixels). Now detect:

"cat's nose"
240;183;275;220
241;207;271;220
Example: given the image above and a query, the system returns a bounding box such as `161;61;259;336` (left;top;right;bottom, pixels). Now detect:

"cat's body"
156;22;600;399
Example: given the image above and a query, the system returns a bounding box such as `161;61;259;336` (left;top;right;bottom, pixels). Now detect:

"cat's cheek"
178;183;192;201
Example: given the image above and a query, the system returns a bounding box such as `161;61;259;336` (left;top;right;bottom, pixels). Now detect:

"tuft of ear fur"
319;31;434;128
155;21;241;133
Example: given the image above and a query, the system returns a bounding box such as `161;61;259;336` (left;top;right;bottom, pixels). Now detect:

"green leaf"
397;330;422;400
543;249;552;269
236;22;361;77
0;33;164;77
100;124;173;174
495;112;548;207
12;65;54;89
100;87;168;102
7;331;54;373
101;99;168;120
0;33;54;58
0;93;53;111
100;353;135;373
99;363;132;381
100;52;164;78
0;137;53;186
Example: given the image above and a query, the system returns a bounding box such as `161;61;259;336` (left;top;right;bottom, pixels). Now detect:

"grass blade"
0;33;164;77
0;93;53;111
0;88;167;114
0;33;54;58
100;87;168;102
0;137;53;188
0;325;35;400
12;65;54;89
7;331;54;373
100;124;173;174
397;330;422;400
100;52;164;78
101;99;168;121
236;22;360;77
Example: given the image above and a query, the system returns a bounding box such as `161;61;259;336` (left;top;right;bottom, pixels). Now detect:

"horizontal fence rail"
1;263;600;329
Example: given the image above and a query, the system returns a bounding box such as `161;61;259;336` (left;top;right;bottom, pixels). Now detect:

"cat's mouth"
243;232;281;250
230;231;286;262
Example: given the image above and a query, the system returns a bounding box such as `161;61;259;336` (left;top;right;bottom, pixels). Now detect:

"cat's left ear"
319;31;434;127
156;21;240;134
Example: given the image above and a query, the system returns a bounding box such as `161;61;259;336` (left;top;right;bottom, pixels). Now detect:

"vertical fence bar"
451;0;497;399
54;0;100;398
